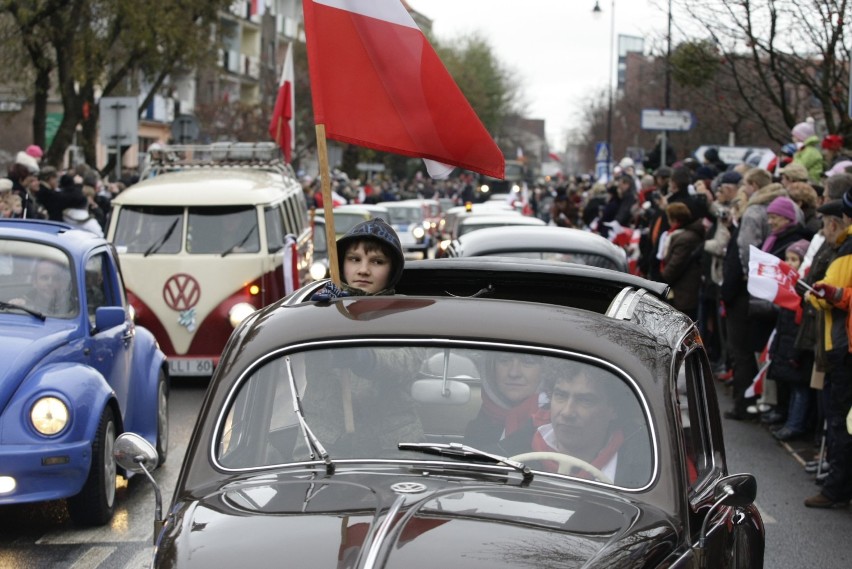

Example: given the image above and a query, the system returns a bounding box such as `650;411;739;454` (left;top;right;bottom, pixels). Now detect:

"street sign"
641;108;695;131
171;114;200;143
99;97;138;147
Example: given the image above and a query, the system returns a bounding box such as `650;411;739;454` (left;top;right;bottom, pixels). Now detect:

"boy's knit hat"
336;217;405;289
766;196;798;222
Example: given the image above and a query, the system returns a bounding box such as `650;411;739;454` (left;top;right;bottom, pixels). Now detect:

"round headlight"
310;260;329;281
229;302;256;328
412;226;425;239
31;397;69;436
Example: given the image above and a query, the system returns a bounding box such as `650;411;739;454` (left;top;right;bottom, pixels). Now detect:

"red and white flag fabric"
745;332;774;398
301;0;504;180
747;245;802;312
269;43;295;163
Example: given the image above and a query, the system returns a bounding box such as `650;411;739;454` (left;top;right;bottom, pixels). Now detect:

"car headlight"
412;226;425;240
439;239;451;251
31;397;69;436
309;260;329;281
229;302;256;328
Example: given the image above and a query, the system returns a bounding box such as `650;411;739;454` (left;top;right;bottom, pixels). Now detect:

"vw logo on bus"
163;273;201;311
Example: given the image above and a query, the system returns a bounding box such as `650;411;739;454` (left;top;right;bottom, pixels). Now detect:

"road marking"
70;546;114;569
126;546;156;569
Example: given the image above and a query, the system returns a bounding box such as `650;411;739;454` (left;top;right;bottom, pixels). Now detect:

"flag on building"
269;43;295;163
747;245;802;312
301;0;504;180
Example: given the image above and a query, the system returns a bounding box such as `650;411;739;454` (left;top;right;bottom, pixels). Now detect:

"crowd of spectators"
2;145;131;237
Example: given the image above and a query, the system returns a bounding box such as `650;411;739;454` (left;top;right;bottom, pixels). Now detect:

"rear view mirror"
411;379;471;405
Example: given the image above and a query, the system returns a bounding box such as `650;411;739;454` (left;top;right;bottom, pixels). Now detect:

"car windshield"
113;206;184;254
215;344;653;488
491;251;624;271
187;206;260;255
333;212;368;234
0;240;78;318
385;206;422;225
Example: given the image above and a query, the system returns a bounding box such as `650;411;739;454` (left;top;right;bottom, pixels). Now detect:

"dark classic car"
119;258;763;567
0;219;167;526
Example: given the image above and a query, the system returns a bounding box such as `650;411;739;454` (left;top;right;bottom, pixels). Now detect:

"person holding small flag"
801;189;852;508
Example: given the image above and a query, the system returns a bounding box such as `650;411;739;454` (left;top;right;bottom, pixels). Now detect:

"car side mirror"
95;306;126;331
713;473;757;507
696;473;757;567
114;433;164;544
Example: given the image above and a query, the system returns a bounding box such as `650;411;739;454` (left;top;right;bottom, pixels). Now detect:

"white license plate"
168;358;215;376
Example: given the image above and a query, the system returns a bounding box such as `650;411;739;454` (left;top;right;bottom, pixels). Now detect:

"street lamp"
593;0;615;181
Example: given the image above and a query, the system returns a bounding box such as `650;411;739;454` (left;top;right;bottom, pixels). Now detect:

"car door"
84;250;133;411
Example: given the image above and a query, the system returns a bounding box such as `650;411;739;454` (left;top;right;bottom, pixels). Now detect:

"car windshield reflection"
216;344;653;488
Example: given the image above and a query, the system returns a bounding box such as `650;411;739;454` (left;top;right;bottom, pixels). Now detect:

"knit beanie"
786;239;810;260
766;196;797;222
791;119;815;142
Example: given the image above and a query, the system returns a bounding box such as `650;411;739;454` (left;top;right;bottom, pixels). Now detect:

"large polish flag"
747;245;802;312
302;0;505;180
269;43;295;163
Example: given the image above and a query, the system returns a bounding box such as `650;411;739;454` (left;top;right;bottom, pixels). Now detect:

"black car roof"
394;257;667;312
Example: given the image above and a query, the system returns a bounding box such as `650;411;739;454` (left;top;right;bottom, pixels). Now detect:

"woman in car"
464;352;549;448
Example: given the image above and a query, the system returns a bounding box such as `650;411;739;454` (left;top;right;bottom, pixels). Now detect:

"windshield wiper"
0;300;46;321
398;442;532;482
144;218;180;257
221;226;257;257
285;356;334;474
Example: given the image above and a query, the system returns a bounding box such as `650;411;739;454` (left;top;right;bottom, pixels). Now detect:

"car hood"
157;474;678;568
0;320;76;412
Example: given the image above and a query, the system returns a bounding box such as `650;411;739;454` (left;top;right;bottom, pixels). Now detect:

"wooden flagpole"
315;124;353;433
315;124;341;286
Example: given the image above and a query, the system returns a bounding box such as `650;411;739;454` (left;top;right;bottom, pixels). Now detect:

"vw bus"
107;143;312;377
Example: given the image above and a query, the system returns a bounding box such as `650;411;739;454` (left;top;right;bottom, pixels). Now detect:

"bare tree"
675;0;851;142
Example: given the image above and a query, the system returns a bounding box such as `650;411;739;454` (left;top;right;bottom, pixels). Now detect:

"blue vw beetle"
0;219;168;525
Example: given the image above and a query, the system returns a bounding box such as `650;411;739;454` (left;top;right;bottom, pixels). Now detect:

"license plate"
168;358;215;377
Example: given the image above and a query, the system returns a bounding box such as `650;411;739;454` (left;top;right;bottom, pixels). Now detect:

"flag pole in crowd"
300;0;508;285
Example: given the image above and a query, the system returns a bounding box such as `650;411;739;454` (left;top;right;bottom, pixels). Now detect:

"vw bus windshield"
188;206;260;255
113;206;184;255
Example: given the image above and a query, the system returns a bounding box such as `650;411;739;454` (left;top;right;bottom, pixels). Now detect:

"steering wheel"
509;452;613;484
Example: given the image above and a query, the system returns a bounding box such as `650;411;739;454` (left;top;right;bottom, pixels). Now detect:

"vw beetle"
121;258;763;567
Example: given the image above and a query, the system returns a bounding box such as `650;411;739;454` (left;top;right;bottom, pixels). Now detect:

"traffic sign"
99;97;138;147
171;114;200;143
641;109;695;131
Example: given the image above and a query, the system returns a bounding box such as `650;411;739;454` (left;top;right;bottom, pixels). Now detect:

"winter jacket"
809;225;852;355
793;135;824;181
762;223;814;260
662;218;706;313
736;184;788;273
768;307;813;384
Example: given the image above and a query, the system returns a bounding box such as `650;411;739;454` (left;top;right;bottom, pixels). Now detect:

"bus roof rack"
140;142;296;179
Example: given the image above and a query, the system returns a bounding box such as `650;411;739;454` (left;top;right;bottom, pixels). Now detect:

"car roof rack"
140;142;296;179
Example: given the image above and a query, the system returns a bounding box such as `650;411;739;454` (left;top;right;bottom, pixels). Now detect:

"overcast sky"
408;1;675;149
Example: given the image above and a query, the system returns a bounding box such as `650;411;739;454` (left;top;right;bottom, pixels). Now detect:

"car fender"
121;325;167;445
0;362;115;445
